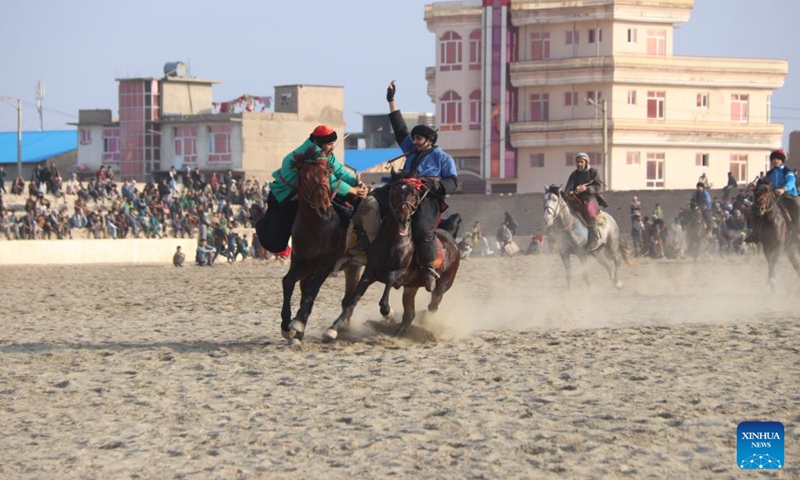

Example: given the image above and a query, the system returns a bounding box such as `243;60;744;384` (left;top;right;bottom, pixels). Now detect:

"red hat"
310;125;337;145
770;149;787;162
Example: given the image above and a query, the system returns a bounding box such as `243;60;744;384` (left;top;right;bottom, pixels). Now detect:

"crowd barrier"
0;238;195;266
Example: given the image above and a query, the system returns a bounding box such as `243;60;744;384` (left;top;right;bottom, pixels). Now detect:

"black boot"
743;229;759;243
586;225;602;251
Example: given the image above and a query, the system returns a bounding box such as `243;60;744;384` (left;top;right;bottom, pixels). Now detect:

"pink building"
424;0;787;193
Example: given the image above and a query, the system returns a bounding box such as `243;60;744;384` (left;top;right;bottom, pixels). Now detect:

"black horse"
272;157;362;344
325;178;461;338
751;183;800;290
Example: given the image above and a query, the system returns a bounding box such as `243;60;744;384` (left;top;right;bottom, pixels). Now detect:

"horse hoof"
288;319;305;334
288;337;302;347
322;328;338;342
382;307;395;321
281;328;295;340
615;281;623;290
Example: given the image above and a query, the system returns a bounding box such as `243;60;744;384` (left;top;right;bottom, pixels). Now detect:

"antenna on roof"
35;81;45;131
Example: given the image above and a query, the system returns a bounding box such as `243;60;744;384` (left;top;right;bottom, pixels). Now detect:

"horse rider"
690;181;713;233
348;80;459;293
256;125;368;254
565;152;608;251
745;149;800;243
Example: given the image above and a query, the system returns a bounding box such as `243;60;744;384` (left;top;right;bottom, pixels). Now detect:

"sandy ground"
1;252;798;479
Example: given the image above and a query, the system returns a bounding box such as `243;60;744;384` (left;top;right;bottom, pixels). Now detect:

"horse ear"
544;184;549;193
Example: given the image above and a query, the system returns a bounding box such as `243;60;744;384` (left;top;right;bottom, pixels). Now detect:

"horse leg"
561;253;573;289
339;264;363;331
765;247;779;292
324;270;377;343
289;265;334;341
280;267;299;340
577;254;591;287
787;241;800;277
594;246;622;290
379;272;399;320
396;286;420;337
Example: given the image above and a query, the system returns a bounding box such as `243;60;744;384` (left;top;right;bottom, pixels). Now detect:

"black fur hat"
410;124;437;144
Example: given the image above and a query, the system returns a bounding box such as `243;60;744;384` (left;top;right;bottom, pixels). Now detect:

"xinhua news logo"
737;421;784;470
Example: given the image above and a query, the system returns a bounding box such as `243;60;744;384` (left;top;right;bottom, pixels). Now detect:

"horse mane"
546;184;561;195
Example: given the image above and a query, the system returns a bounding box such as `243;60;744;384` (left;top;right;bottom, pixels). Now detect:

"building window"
696;153;709;167
564;91;577;106
531;32;550;61
588;28;602;43
627;28;637;43
530;93;549;122
627;90;637;105
439;31;462;72
565;30;579;45
469;90;481;130
646;152;665;188
730;154;748;183
696;93;709;108
587;90;602;103
102;128;120;162
731;94;749;122
589;152;602;166
767;94;772;122
646;29;666;55
208;125;231;162
565;152;576;167
439;90;462;131
469;30;481;71
80;129;92;145
530;153;544;168
627;151;640;165
175;126;198;163
647;91;666;120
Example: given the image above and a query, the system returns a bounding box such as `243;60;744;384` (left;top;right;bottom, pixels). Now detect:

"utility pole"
601;99;608;190
587;97;609;190
17;99;22;177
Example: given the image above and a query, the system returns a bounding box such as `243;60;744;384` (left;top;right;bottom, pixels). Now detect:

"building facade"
424;0;788;193
74;64;344;183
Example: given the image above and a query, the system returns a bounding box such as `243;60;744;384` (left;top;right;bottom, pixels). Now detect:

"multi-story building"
424;0;788;193
73;62;344;183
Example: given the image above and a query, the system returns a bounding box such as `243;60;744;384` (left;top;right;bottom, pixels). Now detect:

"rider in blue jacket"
348;81;459;292
745;149;800;243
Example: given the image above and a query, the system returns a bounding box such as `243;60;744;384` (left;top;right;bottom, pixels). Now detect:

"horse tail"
438;213;462;238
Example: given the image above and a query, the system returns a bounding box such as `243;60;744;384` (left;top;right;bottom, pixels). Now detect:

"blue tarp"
344;148;404;173
0;130;77;164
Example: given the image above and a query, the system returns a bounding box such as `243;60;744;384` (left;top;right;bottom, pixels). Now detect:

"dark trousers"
256;192;298;253
371;185;441;265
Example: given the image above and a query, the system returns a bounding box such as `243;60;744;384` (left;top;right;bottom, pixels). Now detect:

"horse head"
754;183;776;217
390;178;424;236
542;184;565;228
296;157;334;220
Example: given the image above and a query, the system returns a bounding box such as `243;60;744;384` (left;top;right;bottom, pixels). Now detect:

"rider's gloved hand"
424;178;441;193
386;81;396;103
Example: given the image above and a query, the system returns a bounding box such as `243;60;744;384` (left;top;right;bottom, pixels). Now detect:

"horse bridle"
392;180;430;220
298;161;340;211
544;192;573;230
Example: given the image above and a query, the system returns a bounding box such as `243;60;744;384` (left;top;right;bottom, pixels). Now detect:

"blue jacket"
691;190;712;210
397;134;458;180
766;165;798;197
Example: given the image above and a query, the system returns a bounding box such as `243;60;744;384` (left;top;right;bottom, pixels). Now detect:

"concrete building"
73;63;344;183
424;0;788;193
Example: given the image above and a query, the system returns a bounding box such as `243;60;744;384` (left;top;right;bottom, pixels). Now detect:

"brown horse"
751;183;800;290
326;178;461;338
280;157;362;345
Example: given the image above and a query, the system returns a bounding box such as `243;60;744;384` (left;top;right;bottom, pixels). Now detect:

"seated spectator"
173;246;185;267
196;238;218;266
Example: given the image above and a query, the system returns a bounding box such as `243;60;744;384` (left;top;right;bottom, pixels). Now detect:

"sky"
1;0;798;146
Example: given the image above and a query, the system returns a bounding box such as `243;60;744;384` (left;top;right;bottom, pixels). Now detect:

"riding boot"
586;225;602;251
416;238;440;292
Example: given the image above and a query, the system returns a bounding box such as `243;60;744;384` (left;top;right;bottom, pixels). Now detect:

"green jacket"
269;139;358;204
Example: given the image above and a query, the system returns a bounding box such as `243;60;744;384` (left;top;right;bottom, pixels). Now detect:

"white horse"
542;185;628;289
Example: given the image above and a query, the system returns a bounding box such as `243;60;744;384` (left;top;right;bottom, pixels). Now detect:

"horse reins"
545;193;573;230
